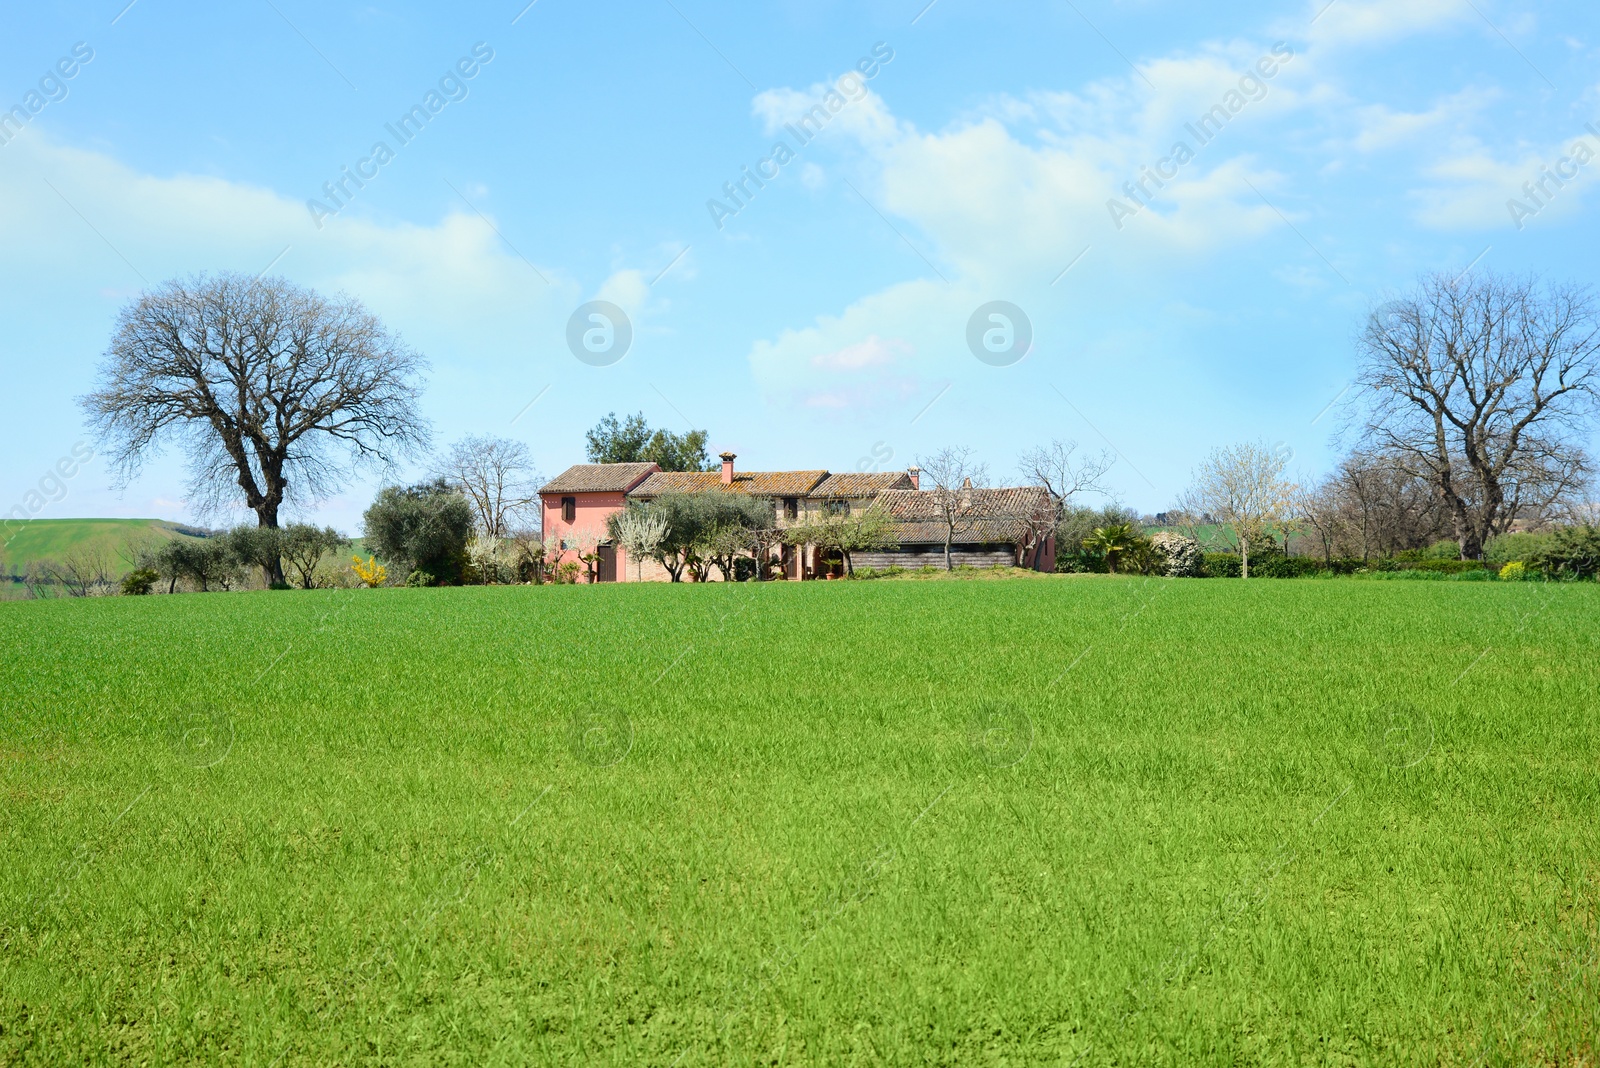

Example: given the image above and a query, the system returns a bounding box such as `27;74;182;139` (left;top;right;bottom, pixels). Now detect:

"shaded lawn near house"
1;577;1597;1065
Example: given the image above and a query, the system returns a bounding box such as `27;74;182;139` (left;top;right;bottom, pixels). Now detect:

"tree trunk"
254;505;286;587
1241;534;1250;579
944;530;954;571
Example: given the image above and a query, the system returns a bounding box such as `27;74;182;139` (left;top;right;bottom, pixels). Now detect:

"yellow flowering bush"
351;555;387;588
1498;560;1526;581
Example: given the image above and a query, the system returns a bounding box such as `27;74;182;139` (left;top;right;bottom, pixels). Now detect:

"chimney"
907;466;920;490
719;451;736;485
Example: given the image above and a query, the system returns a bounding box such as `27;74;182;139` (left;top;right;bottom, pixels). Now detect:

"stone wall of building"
853;548;1017;571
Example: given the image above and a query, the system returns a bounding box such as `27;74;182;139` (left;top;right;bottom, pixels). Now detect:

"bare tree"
1563;485;1600;527
437;435;540;539
1309;450;1453;561
81;273;430;584
1295;480;1346;565
915;446;992;571
1018;439;1113;520
44;548;114;597
1179;442;1296;578
1347;273;1600;558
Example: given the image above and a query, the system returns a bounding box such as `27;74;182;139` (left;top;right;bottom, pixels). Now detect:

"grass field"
0;518;203;576
2;577;1597;1064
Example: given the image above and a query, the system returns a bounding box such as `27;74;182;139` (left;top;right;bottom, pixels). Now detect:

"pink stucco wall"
541;491;633;581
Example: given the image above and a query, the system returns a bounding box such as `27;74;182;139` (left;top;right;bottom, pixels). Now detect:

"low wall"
854;548;1016;571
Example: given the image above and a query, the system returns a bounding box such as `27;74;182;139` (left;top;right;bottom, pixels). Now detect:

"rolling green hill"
0;518;209;577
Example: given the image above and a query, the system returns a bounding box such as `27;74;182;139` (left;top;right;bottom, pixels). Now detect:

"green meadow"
2;577;1597;1065
0;519;202;575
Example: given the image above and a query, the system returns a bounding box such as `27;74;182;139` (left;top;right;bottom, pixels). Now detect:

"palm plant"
1082;521;1141;575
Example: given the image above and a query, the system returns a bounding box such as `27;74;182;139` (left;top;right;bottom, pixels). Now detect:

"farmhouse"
539;453;1054;580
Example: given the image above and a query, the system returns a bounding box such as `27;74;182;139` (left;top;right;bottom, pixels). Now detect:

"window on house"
561;496;576;523
783;497;798;519
825;499;850;518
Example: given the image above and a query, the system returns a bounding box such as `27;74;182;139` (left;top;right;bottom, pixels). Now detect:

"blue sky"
2;0;1597;532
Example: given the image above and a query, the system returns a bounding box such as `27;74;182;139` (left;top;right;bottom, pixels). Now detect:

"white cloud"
1300;0;1471;48
1411;130;1600;230
1349;87;1500;152
0;131;575;341
742;17;1502;414
810;335;912;371
595;268;650;316
749;278;966;412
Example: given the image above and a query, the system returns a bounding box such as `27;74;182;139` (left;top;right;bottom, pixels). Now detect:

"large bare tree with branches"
437;435;540;539
1018;439;1113;520
1348;273;1600;559
81;274;429;583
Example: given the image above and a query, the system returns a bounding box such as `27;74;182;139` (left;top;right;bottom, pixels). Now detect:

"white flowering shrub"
1151;531;1201;577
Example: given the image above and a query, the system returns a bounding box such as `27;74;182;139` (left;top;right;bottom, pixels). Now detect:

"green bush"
1197;554;1373;579
1372;558;1487;574
120;567;158;595
404;569;435;588
1356;568;1496;581
1247;556;1329;578
1531;525;1600;580
1486;531;1554;568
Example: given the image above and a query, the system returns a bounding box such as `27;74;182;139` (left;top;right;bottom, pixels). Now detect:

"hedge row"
1199;554;1490;578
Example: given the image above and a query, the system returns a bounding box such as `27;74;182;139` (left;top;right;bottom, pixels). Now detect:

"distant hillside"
0;519;211;577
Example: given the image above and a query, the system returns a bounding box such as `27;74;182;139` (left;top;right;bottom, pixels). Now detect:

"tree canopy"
362;479;474;585
585;412;714;472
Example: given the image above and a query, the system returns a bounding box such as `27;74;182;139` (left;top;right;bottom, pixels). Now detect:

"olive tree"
607;503;670;582
362;479;474;585
281;524;348;589
784;505;898;576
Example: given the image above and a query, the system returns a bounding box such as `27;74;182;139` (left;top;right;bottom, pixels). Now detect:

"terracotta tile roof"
540;463;658;494
875;486;1053;545
630;470;829;497
883;519;1039;545
809;472;915;497
876;486;1051;520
